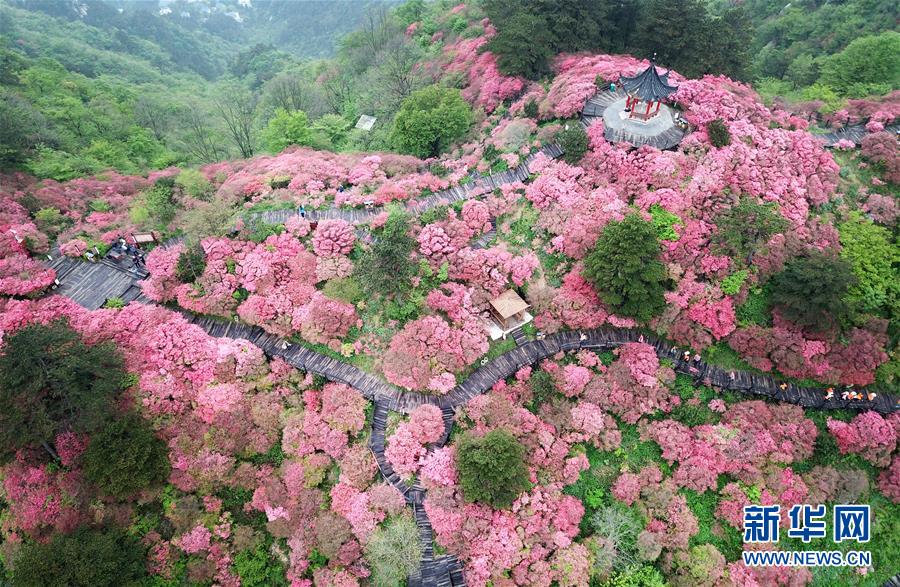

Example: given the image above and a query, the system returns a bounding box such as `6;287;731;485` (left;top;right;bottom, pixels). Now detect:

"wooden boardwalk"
246;143;561;227
816;123;900;148
42;258;898;585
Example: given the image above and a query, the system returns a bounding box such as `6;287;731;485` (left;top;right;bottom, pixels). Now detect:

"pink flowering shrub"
383;284;487;392
0;255;56;296
878;456;900;503
312;219;355;256
59;238;89;257
827;412;897;467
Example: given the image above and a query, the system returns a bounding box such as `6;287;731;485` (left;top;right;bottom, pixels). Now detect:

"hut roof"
489;289;530;320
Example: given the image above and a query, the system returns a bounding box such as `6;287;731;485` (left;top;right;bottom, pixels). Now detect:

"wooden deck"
582;88;687;150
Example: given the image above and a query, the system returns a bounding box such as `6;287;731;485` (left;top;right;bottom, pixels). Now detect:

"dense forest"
2;0;897;181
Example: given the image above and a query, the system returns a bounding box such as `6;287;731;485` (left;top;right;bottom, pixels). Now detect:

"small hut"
131;232;157;246
489;289;531;333
620;57;678;121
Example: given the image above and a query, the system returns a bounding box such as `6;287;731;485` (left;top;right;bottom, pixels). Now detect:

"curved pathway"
40;253;898;586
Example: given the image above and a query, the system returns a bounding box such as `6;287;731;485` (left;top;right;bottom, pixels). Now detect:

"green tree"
262;108;313;153
10;527;147;587
558;123;589;164
706;119;731;147
358;208;417;298
144;177;179;226
838;213;899;317
583;214;668;322
364;514;421;586
457;429;531;509
391;85;472;158
0;320;125;461
233;543;288;587
484;12;555;80
711;197;789;266
82;413;169;497
768;251;857;331
175;243;207;283
819;31;900;96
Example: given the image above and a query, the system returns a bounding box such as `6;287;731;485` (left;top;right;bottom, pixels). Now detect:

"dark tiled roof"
620;61;678;102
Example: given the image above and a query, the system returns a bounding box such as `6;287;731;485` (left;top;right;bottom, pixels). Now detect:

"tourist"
299;205;306;218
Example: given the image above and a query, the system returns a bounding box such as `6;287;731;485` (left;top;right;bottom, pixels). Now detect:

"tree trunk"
41;439;60;461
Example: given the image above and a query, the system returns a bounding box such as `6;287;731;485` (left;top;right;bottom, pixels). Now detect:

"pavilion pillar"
654;101;661;115
644;100;652;119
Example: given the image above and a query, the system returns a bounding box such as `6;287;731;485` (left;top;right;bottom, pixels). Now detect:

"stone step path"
40;256;899;416
509;325;529;346
470;219;496;250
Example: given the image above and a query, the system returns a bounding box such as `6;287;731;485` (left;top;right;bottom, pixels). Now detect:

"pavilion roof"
489;289;530;320
620;60;678;102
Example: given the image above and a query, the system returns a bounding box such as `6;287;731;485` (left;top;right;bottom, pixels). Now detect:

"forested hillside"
0;1;898;587
2;0;897;181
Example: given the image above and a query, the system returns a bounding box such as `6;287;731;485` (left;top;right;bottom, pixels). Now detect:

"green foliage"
633;0;753;79
838;213;899;318
175;244;207;284
736;287;772;327
583;213;667;322
603;565;667;587
649;204;682;242
261;108;312;153
523;99;539;119
246;218;284;243
10;527;147;587
363;514;421;587
175;169;213;200
311;114;352;150
457;429;531;508
391;85;473;158
82;413;170;498
528;369;557;411
768;251;856;331
0;320;125;461
819;31;900;97
590;504;643;576
484;12;555;80
102;297;125;309
358;209;417;299
712;197;789;265
34;207;72;239
557;123;589;164
322;277;363;304
233;544;288;587
720;269;749;296
685;489;743;559
706;118;731;147
145;178;179;226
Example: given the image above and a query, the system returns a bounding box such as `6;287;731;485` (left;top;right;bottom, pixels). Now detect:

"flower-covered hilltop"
1;1;899;586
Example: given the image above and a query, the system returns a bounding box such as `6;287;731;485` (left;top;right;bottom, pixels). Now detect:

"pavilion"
580;57;688;150
486;289;532;341
620;58;678;121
